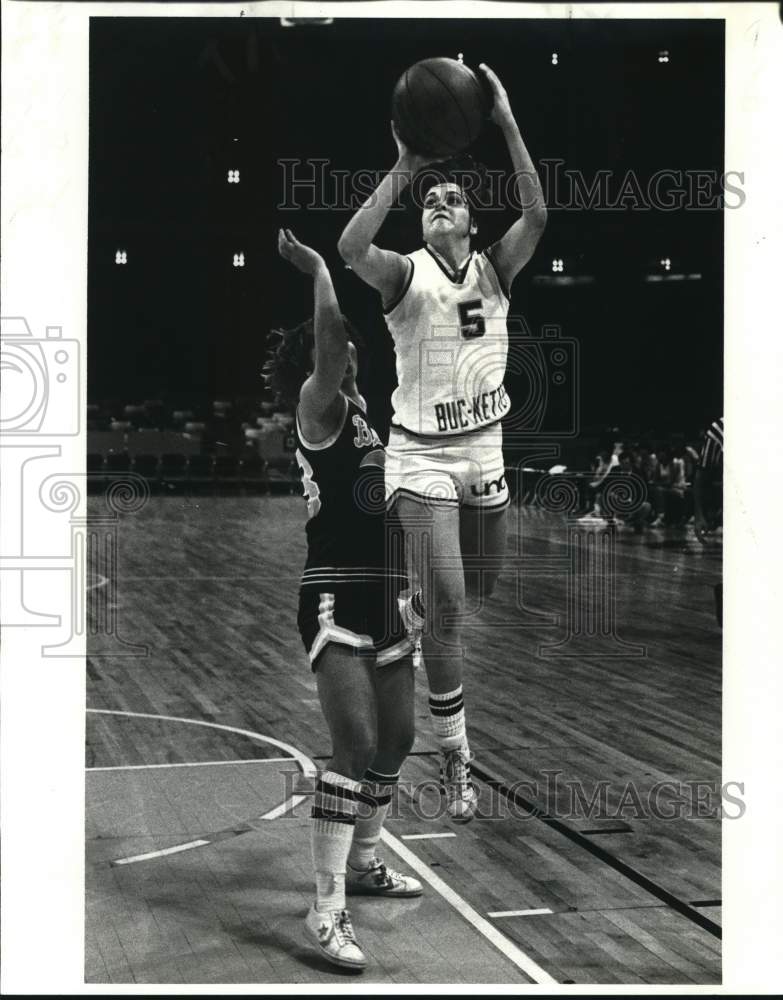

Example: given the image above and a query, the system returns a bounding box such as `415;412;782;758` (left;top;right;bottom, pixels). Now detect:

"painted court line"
87;708;316;778
87;757;291;772
401;832;457;841
488;908;554;918
120;575;281;581
258;794;307;821
89;709;315;864
114;840;210;865
92;708;557;983
381;829;556;985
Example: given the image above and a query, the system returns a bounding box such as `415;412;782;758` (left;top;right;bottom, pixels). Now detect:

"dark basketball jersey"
294;394;391;584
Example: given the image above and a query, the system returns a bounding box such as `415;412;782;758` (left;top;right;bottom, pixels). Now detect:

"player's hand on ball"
479;63;514;127
277;228;325;276
391;120;437;173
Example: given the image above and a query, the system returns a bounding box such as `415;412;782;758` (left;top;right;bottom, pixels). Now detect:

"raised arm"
337;125;433;307
277;228;347;430
479;63;548;292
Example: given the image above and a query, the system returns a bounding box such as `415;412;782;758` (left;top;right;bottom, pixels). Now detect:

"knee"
376;717;415;773
334;724;378;780
428;576;465;618
392;715;416;762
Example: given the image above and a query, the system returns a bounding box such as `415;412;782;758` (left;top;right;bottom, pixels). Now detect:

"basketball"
392;56;489;159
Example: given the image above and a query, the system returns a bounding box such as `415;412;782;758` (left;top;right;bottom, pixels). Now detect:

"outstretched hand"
479;63;514;128
277;228;325;276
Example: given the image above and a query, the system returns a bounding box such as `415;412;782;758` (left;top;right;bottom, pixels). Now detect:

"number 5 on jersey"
458;299;485;339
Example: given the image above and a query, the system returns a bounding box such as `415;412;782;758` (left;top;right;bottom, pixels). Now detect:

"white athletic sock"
429;685;468;747
311;769;362;912
348;769;400;871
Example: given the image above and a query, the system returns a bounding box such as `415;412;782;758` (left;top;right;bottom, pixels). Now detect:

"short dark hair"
411;153;488;222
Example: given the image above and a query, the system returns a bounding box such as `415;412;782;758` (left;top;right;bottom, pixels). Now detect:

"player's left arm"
479;63;548;292
277;229;348;421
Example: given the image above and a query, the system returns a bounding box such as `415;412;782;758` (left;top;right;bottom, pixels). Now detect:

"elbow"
531;203;548;232
318;340;349;370
337;235;362;266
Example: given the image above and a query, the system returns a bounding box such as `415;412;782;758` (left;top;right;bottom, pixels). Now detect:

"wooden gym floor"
86;493;722;985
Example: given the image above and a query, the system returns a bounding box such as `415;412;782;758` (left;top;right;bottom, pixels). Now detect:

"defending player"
269;229;421;971
337;64;547;820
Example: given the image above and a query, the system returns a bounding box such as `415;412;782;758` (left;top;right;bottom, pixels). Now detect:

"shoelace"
443;750;472;799
371;862;391;886
335;909;357;946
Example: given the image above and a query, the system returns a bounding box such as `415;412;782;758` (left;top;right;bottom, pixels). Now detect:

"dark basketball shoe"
346;857;423;897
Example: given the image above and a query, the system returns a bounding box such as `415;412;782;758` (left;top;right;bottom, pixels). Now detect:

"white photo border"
1;1;781;993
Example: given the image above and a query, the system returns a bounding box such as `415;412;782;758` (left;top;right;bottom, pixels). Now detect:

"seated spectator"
638;442;659;484
608;450;653;532
683;437;701;485
652;447;687;526
578;447;619;520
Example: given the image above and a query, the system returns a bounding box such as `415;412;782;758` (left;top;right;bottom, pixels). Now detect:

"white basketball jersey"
384;246;511;436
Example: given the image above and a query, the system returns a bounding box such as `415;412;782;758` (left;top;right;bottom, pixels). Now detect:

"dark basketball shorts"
297;571;413;671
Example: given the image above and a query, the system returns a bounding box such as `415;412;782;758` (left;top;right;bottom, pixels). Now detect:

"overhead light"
280;17;334;27
233;253;245;267
551;52;559;65
660;257;671;271
227;169;240;184
551;258;564;273
115;250;127;265
658;49;670;64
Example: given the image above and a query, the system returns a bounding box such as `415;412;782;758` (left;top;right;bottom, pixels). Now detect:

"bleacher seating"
187;454;214;492
239;453;268;493
125;430;201;457
159;453;187;491
88;430;128;456
105;452;131;474
133;454;160;487
213;454;241;491
85;397;304;496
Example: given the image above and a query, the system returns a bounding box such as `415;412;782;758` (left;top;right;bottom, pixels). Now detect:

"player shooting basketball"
338;63;547;821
